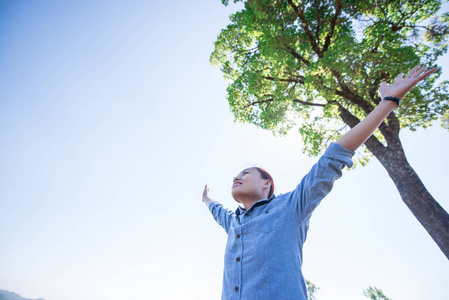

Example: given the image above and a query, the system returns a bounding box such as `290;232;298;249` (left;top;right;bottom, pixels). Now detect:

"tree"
363;286;392;300
441;109;449;130
211;0;449;258
306;280;320;300
304;282;392;299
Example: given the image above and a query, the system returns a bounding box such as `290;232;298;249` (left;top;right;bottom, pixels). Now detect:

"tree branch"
243;98;273;108
315;0;321;42
262;75;305;84
242;97;328;108
332;70;375;114
335;89;374;112
293;99;328;107
368;75;386;105
322;0;343;53
287;0;321;56
285;45;311;67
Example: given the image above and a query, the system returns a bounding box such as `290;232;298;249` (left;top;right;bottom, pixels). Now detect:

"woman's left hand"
378;65;438;100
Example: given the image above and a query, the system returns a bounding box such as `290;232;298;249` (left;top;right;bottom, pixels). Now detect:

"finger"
419;67;438;80
414;66;428;78
394;72;404;82
405;65;420;78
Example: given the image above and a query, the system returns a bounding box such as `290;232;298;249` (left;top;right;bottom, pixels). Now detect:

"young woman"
202;66;436;300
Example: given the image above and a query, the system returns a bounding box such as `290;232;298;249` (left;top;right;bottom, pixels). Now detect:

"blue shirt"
207;142;355;300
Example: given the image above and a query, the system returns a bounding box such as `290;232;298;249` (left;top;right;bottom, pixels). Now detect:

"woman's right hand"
202;185;212;205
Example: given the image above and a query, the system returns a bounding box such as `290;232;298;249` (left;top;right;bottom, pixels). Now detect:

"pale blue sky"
0;1;448;299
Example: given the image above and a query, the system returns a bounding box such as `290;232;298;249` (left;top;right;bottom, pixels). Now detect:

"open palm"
378;65;438;100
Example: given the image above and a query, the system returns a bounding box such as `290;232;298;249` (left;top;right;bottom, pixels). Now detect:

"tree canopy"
211;0;449;163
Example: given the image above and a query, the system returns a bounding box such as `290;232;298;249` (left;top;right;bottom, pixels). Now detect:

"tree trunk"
338;105;449;259
367;137;449;260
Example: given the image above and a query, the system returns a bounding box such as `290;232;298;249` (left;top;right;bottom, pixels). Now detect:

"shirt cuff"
323;142;355;168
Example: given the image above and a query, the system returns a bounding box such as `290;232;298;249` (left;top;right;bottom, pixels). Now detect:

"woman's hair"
254;167;275;198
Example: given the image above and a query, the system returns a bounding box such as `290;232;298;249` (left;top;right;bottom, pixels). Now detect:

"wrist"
203;197;212;205
381;96;400;107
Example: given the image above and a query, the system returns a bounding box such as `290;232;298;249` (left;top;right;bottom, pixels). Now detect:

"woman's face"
231;167;270;202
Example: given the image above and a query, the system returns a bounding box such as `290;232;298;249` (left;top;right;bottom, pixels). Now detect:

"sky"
0;1;448;299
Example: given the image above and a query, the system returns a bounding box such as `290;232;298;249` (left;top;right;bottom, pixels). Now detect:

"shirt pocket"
245;207;283;233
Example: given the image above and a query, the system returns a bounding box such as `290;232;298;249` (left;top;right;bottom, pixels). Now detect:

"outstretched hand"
378;65;438;100
337;65;437;152
202;184;211;204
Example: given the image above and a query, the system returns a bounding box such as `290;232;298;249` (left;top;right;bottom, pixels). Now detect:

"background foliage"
211;0;449;165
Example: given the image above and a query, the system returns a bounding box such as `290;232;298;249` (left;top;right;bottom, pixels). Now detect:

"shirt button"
265;210;269;214
235;286;239;292
236;234;241;239
236;257;241;262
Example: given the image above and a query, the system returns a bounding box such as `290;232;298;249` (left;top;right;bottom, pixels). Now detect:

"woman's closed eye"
237;171;249;177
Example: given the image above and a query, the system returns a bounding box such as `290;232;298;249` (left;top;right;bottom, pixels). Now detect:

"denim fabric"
208;142;355;300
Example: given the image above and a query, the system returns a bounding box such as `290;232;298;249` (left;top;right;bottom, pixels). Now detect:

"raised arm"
336;66;437;151
203;184;235;234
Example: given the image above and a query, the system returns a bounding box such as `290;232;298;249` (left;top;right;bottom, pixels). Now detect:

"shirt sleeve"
292;142;355;221
208;201;235;234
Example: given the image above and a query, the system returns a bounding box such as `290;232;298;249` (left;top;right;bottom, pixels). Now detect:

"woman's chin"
231;190;242;202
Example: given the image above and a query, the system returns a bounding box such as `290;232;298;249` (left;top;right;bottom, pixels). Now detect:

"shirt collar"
235;194;276;215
